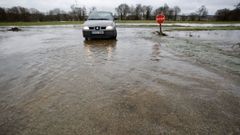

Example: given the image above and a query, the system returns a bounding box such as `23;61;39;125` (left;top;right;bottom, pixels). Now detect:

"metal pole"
159;23;162;34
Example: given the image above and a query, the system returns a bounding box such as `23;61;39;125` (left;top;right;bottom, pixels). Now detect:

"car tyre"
112;34;117;40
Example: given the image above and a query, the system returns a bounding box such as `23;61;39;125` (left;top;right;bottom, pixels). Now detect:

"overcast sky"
0;0;239;15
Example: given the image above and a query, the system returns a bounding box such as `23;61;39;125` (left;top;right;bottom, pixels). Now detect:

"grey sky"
0;0;239;15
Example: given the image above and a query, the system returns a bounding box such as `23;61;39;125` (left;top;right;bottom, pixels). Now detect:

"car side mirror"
114;17;118;21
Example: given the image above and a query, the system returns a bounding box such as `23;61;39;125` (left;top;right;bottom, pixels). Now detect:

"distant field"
1;20;240;26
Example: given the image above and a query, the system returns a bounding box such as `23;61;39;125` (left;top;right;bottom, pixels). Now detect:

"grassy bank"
1;20;240;26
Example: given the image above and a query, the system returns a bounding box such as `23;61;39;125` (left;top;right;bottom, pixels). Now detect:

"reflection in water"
83;40;117;62
151;43;161;62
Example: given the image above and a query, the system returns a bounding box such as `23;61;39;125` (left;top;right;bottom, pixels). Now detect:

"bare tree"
19;6;31;21
163;3;170;18
0;7;7;22
142;5;152;20
168;8;175;20
7;6;20;21
215;8;230;21
49;8;61;15
189;12;198;21
129;5;135;15
180;14;188;21
228;2;240;21
235;2;240;9
154;4;169;19
135;4;143;20
71;5;86;21
82;6;86;20
115;4;130;20
154;6;164;16
196;5;208;21
49;8;67;21
127;5;136;20
142;5;147;19
29;8;40;14
173;6;181;21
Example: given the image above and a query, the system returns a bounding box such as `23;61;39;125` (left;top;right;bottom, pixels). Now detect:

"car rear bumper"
83;30;117;39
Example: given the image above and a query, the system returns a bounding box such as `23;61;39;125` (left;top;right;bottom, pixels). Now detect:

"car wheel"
112;35;117;40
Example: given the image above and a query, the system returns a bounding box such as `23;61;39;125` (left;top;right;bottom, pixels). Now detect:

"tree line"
115;3;181;21
215;3;240;21
0;5;87;22
0;3;239;22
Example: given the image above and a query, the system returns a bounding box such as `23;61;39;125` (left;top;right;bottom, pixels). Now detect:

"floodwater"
0;26;240;135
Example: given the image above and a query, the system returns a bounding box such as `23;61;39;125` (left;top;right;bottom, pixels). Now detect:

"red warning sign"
156;14;165;24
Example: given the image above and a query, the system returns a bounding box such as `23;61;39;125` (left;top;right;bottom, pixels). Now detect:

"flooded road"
0;26;240;135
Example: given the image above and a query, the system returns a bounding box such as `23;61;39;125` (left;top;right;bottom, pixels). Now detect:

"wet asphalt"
0;26;240;135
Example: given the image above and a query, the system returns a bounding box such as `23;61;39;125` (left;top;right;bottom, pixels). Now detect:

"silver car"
82;11;117;40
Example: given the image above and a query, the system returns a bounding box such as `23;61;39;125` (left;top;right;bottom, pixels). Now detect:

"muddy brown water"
0;26;240;135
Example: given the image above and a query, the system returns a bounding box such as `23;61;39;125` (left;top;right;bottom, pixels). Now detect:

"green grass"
0;20;240;26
